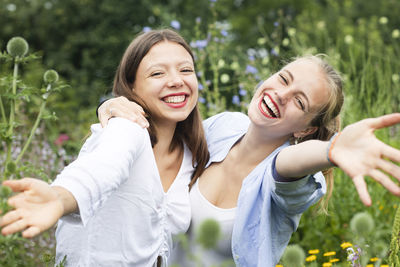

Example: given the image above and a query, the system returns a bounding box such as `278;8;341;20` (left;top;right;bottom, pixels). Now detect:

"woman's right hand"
0;178;68;238
98;96;149;128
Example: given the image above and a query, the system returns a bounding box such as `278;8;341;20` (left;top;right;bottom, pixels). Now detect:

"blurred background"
1;0;400;265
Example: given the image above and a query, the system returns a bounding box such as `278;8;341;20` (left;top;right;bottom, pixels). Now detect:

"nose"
167;72;184;88
274;88;292;105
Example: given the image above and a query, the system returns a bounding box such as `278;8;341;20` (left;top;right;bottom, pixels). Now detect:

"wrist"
52;186;78;216
326;132;341;167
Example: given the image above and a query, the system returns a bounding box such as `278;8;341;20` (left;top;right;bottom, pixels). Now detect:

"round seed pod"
43;69;59;84
7;37;29;57
350;212;375;237
281;244;305;267
196;218;221;249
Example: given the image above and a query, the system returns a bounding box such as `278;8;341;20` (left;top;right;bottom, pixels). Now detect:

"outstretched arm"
98;96;149;128
0;178;77;238
276;113;400;206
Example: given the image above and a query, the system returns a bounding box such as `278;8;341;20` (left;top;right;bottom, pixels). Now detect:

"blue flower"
232;95;240;105
220;30;228;37
143;26;152;33
274;21;279;27
248;55;255;61
239;88;247;96
210;0;217;2
199;97;206;103
245;65;258;74
170;20;181;30
270;48;279;56
198;83;204;91
194;39;208;49
196;17;202;23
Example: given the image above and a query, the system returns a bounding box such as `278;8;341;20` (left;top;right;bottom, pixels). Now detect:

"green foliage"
196;218;221;249
281;244;306;267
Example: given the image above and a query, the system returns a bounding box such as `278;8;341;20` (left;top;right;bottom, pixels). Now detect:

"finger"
0;210;21;227
366;113;400;130
7;193;26;207
130;102;145;115
368;169;400;196
2;178;34;193
22;226;42;238
381;143;400;163
352;175;372;206
1;218;27;236
377;158;400;181
99;113;109;128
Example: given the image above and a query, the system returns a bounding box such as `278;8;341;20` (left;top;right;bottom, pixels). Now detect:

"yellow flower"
381;265;389;267
308;249;320;254
370;257;379;262
306;255;317;262
330;258;340;262
366;265;374;267
322;263;332;267
276;265;284;267
340;242;352;249
323;251;336;257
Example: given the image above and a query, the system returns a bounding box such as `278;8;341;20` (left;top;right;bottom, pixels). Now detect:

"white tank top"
188;179;236;266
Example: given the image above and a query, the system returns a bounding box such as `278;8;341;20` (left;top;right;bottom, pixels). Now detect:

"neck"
152;120;178;156
233;123;289;166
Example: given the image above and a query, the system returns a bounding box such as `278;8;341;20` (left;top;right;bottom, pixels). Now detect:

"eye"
279;73;288;85
181;67;194;73
150;71;163;77
296;97;305;111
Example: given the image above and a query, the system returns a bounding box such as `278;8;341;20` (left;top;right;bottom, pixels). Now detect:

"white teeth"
263;95;279;117
164;95;186;103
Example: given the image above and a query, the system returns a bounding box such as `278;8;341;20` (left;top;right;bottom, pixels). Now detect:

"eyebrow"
283;69;311;111
145;60;194;73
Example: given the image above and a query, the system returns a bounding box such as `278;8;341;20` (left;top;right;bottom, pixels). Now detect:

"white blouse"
52;118;193;267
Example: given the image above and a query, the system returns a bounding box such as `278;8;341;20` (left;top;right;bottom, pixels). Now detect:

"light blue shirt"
203;112;326;267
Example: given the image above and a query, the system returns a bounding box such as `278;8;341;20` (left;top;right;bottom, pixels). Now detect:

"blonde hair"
290;55;344;213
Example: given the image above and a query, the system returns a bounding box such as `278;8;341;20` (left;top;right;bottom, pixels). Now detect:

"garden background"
1;0;400;266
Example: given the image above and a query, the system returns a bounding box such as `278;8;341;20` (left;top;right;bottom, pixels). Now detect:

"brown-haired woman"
0;29;209;267
97;55;400;266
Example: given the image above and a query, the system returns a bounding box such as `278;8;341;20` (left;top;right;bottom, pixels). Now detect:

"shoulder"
203;112;250;132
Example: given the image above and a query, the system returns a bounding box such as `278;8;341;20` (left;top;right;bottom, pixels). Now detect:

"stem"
7;60;19;136
15;101;46;165
0;95;6;124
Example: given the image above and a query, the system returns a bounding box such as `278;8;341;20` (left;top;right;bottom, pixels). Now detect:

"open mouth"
259;93;280;118
162;93;188;108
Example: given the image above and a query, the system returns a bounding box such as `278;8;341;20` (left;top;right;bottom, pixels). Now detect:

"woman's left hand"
330;113;400;206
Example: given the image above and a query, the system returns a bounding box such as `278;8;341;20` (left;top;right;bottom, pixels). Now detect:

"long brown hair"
112;29;209;183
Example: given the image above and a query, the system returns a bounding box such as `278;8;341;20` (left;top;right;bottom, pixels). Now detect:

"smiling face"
133;41;198;126
248;58;330;140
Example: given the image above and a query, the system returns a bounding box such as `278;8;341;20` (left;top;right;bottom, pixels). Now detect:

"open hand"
98;96;149;128
331;113;400;206
0;178;64;238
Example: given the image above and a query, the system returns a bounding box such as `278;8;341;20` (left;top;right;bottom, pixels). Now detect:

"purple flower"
239;88;247;96
248;55;255;61
274;21;279;27
210;0;217;2
245;65;258;74
232;95;240;105
194;39;208;49
142;26;152;33
170;20;181;30
198;83;204;90
196;17;202;23
199;97;206;103
270;48;279;56
220;30;228;37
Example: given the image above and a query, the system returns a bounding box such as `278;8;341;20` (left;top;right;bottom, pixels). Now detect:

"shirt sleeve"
51;118;148;226
270;154;326;215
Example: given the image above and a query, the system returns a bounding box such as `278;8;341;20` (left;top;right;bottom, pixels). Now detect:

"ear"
293;126;318;139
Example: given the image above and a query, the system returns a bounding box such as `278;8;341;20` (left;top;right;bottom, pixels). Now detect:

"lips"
258;93;280;118
162;93;189;108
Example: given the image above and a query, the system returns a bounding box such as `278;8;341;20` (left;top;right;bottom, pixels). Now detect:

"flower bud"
6;37;29;58
282;244;305;267
350;212;375;237
1;185;12;197
43;69;59;84
196;219;221;249
6;161;17;174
